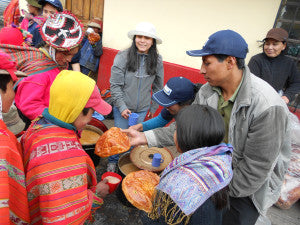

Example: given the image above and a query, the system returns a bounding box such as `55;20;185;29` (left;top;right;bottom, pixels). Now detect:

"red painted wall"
97;47;205;91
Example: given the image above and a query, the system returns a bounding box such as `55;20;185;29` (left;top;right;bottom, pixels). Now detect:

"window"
274;0;300;69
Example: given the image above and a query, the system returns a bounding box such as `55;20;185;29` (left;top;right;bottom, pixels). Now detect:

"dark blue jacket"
79;35;102;72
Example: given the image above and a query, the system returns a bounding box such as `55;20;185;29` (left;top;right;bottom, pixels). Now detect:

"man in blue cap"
125;30;291;225
130;76;200;132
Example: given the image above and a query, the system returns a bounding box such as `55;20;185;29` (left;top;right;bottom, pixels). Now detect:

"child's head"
174;104;225;152
49;70;112;130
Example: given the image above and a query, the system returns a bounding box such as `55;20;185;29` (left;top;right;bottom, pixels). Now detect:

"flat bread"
122;170;160;213
95;127;130;157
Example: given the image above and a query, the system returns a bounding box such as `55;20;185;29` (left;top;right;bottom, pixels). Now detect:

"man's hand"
121;109;131;119
96;179;110;198
122;128;148;146
129;123;143;131
147;112;153;118
281;96;289;104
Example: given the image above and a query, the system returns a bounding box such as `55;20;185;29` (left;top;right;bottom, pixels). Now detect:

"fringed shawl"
149;143;233;225
21;117;102;224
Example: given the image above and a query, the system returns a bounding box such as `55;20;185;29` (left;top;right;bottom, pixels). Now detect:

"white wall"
103;0;281;68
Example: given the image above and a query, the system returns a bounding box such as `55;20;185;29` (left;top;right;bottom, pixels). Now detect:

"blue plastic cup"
128;113;139;126
152;153;164;167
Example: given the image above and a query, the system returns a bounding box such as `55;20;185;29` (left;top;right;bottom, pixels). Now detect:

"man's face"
0;80;15;113
55;47;79;66
166;104;183;115
200;55;229;87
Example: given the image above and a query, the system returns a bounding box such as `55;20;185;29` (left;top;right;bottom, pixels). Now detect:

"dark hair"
214;54;246;70
177;83;202;107
176;105;225;152
176;104;228;210
0;75;12;92
126;36;159;75
211;186;230;210
82;108;91;116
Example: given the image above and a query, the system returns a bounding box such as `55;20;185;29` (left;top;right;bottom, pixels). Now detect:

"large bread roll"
95;127;130;157
122;170;160;213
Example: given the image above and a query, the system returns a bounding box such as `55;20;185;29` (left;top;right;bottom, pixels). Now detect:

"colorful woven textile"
3;0;20;27
21;117;103;224
0;119;30;224
156;143;233;215
0;44;66;76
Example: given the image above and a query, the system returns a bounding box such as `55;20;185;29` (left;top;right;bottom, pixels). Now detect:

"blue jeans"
108;106;147;163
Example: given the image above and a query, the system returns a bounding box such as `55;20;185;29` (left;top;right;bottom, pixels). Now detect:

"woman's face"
135;35;153;54
0;80;15;113
42;3;58;18
263;38;286;58
55;47;79;66
73;109;94;131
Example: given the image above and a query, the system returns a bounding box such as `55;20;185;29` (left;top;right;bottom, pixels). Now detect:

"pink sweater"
15;68;61;120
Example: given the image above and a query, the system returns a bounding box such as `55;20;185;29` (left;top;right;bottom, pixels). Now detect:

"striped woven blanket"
21;117;102;224
0;120;30;224
0;44;64;76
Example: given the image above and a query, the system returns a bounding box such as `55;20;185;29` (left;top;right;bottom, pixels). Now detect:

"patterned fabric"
21;117;103;224
40;11;84;51
0;44;66;77
156;143;233;215
0;119;30;224
3;0;20;27
0;95;2;120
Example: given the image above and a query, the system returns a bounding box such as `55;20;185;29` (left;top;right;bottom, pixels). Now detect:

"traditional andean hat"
40;10;84;51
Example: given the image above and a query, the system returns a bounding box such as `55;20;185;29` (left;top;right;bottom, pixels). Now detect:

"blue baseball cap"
38;0;63;12
186;30;248;59
152;77;195;107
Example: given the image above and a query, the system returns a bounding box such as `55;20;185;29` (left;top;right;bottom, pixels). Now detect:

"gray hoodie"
110;49;164;114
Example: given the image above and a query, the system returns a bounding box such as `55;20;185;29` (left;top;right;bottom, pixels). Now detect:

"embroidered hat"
38;0;63;12
0;52;27;81
128;22;162;44
186;30;248;59
88;18;102;31
40;11;84;51
264;28;288;42
152;77;195;107
26;0;42;8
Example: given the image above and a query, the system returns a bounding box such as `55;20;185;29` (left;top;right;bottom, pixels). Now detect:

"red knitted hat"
0;27;24;46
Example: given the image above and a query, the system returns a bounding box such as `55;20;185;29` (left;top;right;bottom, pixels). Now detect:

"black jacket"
248;52;300;101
